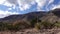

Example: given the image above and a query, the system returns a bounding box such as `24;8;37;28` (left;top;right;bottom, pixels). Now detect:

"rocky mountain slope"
0;8;60;23
0;11;47;23
41;8;60;23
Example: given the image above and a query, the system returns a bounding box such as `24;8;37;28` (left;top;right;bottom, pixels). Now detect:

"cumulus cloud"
17;0;36;11
0;0;6;4
19;4;31;11
48;0;54;5
52;5;60;10
3;1;13;7
6;0;17;4
0;0;49;18
45;0;54;11
0;10;19;18
17;0;49;11
0;0;55;11
0;0;60;11
6;0;49;11
36;0;47;11
0;0;60;18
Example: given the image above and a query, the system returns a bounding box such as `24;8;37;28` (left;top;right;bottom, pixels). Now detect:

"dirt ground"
0;28;60;34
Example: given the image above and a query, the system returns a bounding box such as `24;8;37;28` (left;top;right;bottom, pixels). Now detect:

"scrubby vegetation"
31;18;60;30
54;22;60;28
0;21;31;31
0;18;60;31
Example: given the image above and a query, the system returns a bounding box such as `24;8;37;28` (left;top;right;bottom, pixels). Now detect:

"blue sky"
0;0;60;18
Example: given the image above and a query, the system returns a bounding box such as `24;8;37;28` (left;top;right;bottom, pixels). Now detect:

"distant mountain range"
0;8;60;23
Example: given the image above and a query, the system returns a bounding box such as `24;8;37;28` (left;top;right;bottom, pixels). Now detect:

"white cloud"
0;0;49;18
0;0;16;10
45;0;54;11
0;0;60;11
48;0;54;5
36;0;46;7
3;1;13;7
35;0;47;11
0;14;7;18
6;0;17;4
52;5;60;10
19;4;31;11
17;0;35;11
0;0;6;4
0;0;19;18
6;0;48;11
0;10;19;15
0;10;19;18
0;0;60;18
17;0;35;5
36;0;46;11
0;0;58;11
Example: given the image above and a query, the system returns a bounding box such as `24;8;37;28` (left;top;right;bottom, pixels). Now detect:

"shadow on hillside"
52;10;60;17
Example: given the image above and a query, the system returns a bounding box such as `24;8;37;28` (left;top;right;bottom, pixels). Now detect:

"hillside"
0;8;60;34
41;8;60;23
0;11;47;23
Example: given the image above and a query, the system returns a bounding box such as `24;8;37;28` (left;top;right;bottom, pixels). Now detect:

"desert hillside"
0;8;60;34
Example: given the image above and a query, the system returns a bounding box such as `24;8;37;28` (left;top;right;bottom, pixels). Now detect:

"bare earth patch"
0;28;60;34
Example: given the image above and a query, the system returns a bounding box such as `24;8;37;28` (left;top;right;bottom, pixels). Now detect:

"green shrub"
35;23;43;30
34;21;54;30
30;17;41;27
0;22;5;31
13;23;22;31
30;18;37;27
41;21;54;29
54;22;60;28
6;24;14;31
